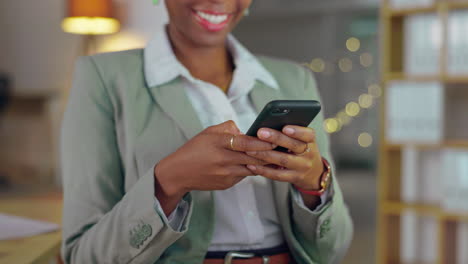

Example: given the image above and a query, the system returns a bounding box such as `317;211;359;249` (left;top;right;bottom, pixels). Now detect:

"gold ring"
230;135;236;151
297;146;311;156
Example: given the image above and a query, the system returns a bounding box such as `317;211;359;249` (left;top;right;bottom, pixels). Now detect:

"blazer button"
130;235;140;249
319;218;332;239
141;223;152;238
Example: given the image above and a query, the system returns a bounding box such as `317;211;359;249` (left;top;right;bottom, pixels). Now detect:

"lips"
194;10;232;32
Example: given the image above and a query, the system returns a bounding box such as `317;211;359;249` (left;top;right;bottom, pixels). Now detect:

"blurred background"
1;0;468;263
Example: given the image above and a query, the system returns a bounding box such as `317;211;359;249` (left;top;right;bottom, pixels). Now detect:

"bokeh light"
339;58;353;72
345;102;361;117
360;53;373;67
309;58;326;73
358;133;373;147
358;94;374;109
368;83;383;98
346;37;361;52
324;118;341;133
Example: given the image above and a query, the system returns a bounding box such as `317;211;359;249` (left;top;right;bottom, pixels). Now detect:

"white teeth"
196;11;228;24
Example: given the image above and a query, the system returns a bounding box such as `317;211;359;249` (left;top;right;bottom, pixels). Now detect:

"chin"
189;31;230;47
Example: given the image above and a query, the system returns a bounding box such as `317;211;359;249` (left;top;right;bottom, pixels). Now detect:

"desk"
0;191;62;264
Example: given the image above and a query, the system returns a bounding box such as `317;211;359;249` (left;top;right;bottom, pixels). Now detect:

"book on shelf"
400;210;437;263
442;149;468;212
401;147;468;212
386;81;444;144
389;0;434;9
458;223;468;264
401;147;442;204
448;10;468;76
404;13;441;76
400;148;468;264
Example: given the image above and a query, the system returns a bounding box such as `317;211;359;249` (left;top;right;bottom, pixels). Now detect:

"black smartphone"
246;100;321;152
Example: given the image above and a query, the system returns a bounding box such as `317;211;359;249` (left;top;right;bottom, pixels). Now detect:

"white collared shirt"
145;27;327;251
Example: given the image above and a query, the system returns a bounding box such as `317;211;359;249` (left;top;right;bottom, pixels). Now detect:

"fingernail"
259;130;271;139
284;127;295;135
247;165;256;171
271;144;277;148
247;151;257;155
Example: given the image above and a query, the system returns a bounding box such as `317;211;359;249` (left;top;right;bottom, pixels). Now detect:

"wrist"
154;161;188;200
294;157;332;196
299;169;323;191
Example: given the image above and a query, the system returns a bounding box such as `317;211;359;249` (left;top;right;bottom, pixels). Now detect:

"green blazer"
60;49;353;264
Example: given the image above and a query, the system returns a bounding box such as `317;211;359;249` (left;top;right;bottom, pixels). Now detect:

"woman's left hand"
246;125;324;190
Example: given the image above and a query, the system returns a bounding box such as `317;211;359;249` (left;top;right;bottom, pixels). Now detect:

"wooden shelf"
384;72;441;82
384;140;468;150
382;201;468;221
379;2;468;263
385;5;438;17
443;75;468;83
384;1;468;17
385;72;468;83
446;1;468;10
382;201;441;216
387;261;437;264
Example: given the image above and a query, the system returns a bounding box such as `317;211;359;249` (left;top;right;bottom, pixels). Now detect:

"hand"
245;125;324;191
155;121;276;199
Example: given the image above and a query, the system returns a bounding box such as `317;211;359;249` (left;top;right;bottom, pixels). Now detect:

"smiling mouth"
194;10;232;32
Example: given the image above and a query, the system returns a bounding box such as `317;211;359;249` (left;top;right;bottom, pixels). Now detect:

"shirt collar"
143;26;279;90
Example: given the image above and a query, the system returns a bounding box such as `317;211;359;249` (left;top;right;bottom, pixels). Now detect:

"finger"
222;150;269;166
282;126;316;143
228;165;259;178
257;128;308;154
246;150;311;171
246;164;297;183
207;120;242;135
221;134;276;152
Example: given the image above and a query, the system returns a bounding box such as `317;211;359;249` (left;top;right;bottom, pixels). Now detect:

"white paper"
0;213;60;240
402;146;419;203
401;210;418;262
401;211;437;263
404;14;440;75
386;81;444;144
442;149;468;212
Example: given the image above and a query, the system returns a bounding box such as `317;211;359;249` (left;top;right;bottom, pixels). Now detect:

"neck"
167;24;234;92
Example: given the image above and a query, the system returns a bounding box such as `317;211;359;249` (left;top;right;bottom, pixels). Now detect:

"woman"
60;0;353;263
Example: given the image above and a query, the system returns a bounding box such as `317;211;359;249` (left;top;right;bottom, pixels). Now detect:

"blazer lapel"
249;81;282;114
147;79;215;263
148;78;204;141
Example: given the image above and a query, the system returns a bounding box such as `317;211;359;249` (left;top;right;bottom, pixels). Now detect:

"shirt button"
247;211;255;218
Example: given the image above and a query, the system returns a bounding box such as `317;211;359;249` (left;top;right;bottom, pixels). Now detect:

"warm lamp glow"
63;0;119;35
62;17;120;35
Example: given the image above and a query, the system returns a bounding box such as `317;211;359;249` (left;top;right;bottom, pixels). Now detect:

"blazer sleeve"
60;56;193;264
288;67;354;264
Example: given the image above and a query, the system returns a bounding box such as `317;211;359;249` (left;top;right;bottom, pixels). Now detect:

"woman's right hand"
154;121;275;214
